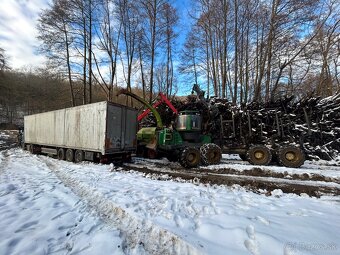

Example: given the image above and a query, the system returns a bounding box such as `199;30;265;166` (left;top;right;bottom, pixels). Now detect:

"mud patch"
133;158;340;185
122;164;340;197
210;167;340;184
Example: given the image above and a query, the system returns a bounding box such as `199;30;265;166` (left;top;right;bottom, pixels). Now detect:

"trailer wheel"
66;149;74;162
57;148;65;160
278;145;305;168
179;147;201;168
74;150;84;163
200;143;222;165
247;145;272;165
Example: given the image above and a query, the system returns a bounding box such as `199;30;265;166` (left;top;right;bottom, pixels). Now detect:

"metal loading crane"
138;92;178;122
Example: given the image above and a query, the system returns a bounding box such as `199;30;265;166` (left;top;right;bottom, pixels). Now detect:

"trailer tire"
179;147;200;168
247;145;272;165
74;150;84;163
66;149;74;162
277;145;305;168
200;143;222;165
57;148;65;160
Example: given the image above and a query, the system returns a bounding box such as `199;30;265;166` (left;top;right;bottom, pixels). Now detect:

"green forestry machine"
118;89;222;168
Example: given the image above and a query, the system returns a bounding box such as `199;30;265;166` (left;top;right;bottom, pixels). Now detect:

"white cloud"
0;0;50;69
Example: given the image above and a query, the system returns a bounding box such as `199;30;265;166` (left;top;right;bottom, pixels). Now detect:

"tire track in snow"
38;156;202;255
123;161;340;196
0;150;10;174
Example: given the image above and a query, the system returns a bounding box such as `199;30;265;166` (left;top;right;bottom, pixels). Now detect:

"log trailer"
214;113;305;168
192;84;306;168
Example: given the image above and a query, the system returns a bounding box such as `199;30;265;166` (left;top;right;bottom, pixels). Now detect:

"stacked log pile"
140;93;340;161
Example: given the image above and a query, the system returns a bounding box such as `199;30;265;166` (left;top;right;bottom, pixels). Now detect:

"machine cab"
176;111;202;142
176;111;202;132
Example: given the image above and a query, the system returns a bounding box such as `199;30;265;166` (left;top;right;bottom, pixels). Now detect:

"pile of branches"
140;93;340;161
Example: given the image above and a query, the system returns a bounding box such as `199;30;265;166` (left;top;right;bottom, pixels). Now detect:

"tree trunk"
63;21;75;107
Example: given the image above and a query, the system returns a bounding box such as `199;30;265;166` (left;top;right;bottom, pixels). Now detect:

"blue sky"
0;0;195;95
0;0;193;70
0;0;50;69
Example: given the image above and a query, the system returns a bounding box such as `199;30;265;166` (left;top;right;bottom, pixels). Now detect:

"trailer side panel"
64;102;107;152
24;101;137;155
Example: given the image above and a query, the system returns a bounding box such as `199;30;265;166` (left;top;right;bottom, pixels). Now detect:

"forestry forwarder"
117;89;222;168
192;84;306;168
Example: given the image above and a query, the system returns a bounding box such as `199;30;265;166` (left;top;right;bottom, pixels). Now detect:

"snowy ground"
215;154;340;179
0;130;18;150
1;149;340;255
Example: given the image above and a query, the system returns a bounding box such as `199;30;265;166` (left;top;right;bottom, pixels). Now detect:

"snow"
0;132;10;145
0;150;126;255
216;154;340;179
1;149;340;255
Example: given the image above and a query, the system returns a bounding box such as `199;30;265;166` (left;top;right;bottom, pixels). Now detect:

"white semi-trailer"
24;101;138;163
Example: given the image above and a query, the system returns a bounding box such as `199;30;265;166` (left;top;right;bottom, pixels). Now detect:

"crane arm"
138;93;178;122
117;89;163;129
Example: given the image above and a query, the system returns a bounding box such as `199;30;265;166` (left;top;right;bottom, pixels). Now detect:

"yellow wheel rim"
255;151;264;159
285;152;296;161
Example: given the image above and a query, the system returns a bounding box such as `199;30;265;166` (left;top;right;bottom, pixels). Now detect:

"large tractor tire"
277;145;305;168
179;147;201;168
247;145;272;165
200;143;222;165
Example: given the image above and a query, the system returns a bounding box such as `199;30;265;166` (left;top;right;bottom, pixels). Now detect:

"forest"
0;0;339;127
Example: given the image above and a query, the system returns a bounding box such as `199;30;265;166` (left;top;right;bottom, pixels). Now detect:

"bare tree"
314;1;340;96
161;3;178;96
179;27;201;86
38;0;76;106
138;0;169;103
115;0;140;105
92;0;121;101
70;0;97;104
0;47;7;73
